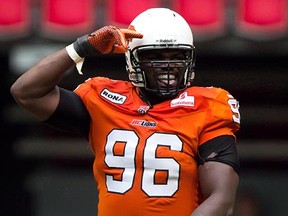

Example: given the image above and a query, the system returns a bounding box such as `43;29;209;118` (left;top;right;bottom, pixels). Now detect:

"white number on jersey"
104;129;182;197
227;95;241;124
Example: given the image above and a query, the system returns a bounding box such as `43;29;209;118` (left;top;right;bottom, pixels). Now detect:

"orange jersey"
74;77;240;216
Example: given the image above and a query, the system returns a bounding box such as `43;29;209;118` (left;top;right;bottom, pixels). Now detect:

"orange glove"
73;25;143;56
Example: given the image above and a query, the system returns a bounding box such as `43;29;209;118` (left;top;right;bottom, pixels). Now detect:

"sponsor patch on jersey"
170;92;195;107
130;119;157;128
100;88;127;104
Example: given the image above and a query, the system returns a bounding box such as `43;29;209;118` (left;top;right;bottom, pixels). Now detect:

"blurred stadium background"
1;0;288;215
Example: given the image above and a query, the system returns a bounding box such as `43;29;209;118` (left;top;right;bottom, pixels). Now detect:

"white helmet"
125;8;196;97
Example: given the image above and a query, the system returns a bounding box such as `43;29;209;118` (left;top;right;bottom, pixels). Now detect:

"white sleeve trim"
66;44;84;75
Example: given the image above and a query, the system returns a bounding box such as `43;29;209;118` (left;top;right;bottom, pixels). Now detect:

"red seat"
236;0;287;40
0;0;31;40
172;0;226;41
106;0;161;27
40;0;96;40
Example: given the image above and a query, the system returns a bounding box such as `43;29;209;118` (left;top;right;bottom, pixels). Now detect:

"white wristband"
66;44;84;75
66;44;82;63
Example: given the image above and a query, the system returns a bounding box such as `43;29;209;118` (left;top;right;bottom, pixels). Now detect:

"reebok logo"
101;88;127;104
156;39;177;44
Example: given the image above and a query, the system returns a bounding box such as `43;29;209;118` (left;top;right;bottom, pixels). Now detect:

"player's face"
138;49;188;92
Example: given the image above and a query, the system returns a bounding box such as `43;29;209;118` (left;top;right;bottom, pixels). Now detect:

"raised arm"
10;49;73;121
10;26;143;121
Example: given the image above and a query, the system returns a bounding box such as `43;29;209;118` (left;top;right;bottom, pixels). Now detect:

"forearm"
11;48;74;101
10;48;75;120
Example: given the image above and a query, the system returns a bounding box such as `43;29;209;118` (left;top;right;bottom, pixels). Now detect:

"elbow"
10;82;22;103
10;80;35;109
10;82;26;106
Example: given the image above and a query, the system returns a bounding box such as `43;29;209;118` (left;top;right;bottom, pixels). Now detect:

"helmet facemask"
127;45;196;97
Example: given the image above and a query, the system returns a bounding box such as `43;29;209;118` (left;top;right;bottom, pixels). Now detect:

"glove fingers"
87;26;143;54
109;27;131;53
111;27;127;47
111;28;143;53
120;29;143;39
88;26;113;53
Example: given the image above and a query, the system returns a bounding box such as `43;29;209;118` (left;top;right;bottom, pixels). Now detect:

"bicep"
195;162;239;216
198;161;239;199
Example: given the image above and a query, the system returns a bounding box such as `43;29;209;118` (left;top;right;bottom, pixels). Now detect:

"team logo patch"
130;119;157;128
170;92;195;107
100;88;127;104
137;105;150;114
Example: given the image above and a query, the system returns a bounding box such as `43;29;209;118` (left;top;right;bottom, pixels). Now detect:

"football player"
11;8;240;216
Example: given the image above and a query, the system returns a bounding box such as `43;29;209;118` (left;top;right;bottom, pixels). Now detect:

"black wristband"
73;35;99;57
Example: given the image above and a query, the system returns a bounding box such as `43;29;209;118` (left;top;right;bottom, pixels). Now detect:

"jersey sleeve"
199;88;240;145
74;77;95;99
73;77;111;102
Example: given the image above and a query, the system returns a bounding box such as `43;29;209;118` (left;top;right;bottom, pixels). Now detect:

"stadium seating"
0;0;31;40
235;0;288;40
0;0;288;42
39;0;96;40
171;0;226;40
106;0;161;27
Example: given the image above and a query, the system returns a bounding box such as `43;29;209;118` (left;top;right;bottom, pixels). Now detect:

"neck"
138;88;176;106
